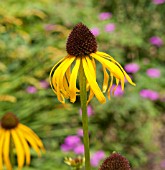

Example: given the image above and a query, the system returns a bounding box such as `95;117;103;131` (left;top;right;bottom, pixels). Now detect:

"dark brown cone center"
66;23;97;57
1;112;19;129
99;153;131;170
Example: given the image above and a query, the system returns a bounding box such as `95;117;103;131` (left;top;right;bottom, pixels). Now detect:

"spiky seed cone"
99;153;131;170
66;23;97;57
1;112;19;129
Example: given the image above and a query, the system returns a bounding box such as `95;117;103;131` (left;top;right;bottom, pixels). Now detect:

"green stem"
79;61;90;170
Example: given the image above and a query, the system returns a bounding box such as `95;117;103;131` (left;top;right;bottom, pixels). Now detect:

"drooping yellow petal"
91;53;125;82
50;56;66;90
96;51;136;86
82;57;106;103
102;66;109;93
87;87;94;104
3;130;12;170
69;58;80;103
0;128;5;169
54;56;76;103
16;128;31;165
112;78;119;95
11;129;25;169
19;124;45;151
108;73;113;99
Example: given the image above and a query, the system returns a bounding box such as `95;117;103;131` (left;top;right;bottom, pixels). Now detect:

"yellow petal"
96;51;136;86
19;124;45;152
0;128;5;169
16;127;31;165
87;87;94;104
54;56;75;103
91;53;125;81
3;130;12;170
108;73;113;99
11;129;25;168
50;57;66;91
102;66;109;93
82;57;106;103
69;58;80;103
112;78;119;95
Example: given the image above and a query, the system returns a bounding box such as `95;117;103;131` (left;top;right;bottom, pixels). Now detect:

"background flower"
90;27;100;36
99;12;112;20
149;36;163;47
90;150;105;167
124;63;140;73
140;89;159;101
146;68;161;78
105;23;115;32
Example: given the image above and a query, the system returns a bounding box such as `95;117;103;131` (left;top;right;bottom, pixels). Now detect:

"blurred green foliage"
0;0;165;169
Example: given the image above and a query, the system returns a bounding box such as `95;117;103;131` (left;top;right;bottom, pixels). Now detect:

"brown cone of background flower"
99;153;131;170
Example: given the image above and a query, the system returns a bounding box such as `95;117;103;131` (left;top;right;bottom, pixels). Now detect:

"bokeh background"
0;0;165;169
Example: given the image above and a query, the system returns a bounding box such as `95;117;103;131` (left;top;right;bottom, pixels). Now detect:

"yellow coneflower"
0;112;45;170
50;23;135;104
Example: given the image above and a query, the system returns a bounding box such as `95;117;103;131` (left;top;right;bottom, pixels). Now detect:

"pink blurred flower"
90;27;100;36
40;80;49;88
99;12;112;20
77;129;83;137
124;63;140;73
79;105;94;117
44;24;56;31
140;89;159;101
111;85;124;97
73;144;84;154
146;68;161;78
149;36;163;47
152;0;165;4
105;23;115;32
61;135;82;152
91;151;106;167
26;86;37;93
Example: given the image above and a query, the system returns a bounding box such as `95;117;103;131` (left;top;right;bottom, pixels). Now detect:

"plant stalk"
79;61;90;170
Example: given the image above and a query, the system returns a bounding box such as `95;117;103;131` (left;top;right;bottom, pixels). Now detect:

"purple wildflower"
124;63;140;74
160;160;165;168
146;68;161;78
140;89;159;101
64;135;81;147
152;0;165;4
91;151;106;167
77;129;83;137
149;36;163;47
40;80;49;89
73;144;84;154
105;23;115;32
90;27;100;37
79;105;94;117
111;85;124;97
44;24;55;31
99;12;112;20
26;86;37;93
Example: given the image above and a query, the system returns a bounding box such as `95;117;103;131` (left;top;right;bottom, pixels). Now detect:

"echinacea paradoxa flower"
149;36;163;47
99;153;131;170
0;112;45;170
50;23;135;104
146;68;161;78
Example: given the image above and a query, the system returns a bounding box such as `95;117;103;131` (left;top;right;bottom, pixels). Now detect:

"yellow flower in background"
50;23;135;104
0;112;45;170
